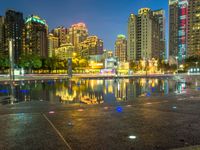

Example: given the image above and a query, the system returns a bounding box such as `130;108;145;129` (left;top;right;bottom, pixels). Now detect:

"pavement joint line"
43;113;72;150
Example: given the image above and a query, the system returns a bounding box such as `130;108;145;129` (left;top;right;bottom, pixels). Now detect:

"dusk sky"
0;0;169;50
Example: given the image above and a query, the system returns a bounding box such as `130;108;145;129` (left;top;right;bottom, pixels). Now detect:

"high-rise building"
188;0;200;57
5;10;24;62
127;8;163;61
25;15;48;58
115;34;127;62
48;33;59;57
169;0;179;60
127;14;137;61
51;26;67;46
69;23;88;52
79;36;103;57
0;16;5;55
54;43;74;60
153;9;166;59
169;0;188;63
103;49;113;59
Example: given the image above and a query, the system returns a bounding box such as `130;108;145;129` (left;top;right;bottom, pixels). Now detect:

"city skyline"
0;0;169;50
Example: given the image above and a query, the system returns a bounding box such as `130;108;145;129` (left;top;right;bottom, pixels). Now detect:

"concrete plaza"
0;90;200;150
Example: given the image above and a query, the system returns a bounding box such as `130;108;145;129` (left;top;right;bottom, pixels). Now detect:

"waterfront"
0;75;200;149
0;75;199;105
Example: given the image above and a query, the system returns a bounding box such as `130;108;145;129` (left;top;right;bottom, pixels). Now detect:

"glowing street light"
175;56;178;74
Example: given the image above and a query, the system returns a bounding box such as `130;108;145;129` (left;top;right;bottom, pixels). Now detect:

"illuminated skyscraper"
0;16;5;55
115;34;127;62
25;15;48;58
48;33;59;57
128;8;163;61
69;23;88;52
5;10;24;62
79;36;103;57
169;0;179;60
153;9;166;59
127;14;137;61
188;0;200;57
169;0;188;63
51;26;67;46
54;43;74;60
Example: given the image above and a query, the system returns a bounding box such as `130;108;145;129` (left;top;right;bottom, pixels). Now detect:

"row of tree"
129;56;200;73
0;54;89;73
0;53;199;74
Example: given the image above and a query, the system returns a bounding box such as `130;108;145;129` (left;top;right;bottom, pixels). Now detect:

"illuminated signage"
26;16;46;25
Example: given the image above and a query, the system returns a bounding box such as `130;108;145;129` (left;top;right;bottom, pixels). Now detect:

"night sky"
0;0;168;50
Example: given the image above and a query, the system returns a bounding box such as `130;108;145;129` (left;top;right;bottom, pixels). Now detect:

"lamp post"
196;62;198;68
196;62;198;73
9;39;14;81
175;56;178;74
9;39;15;104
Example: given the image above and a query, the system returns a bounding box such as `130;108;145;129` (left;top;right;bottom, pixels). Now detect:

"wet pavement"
1;92;200;150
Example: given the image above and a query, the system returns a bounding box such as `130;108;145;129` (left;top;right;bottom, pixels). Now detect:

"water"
0;76;199;105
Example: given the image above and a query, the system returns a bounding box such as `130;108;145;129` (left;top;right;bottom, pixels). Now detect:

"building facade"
115;34;127;62
54;43;74;60
48;33;59;57
169;0;179;60
79;36;103;58
5;10;24;62
0;16;5;55
188;0;200;57
68;23;88;52
153;9;166;59
169;0;188;63
51;26;67;46
25;15;48;58
127;8;164;61
127;14;137;61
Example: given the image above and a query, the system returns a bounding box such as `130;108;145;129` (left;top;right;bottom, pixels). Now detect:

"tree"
0;54;9;73
43;57;57;73
18;54;42;73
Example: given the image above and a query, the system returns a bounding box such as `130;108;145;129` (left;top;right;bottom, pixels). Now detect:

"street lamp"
196;62;198;68
196;62;198;73
9;39;14;81
175;56;178;74
9;39;15;104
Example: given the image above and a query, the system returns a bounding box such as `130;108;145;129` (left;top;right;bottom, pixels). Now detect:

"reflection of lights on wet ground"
146;92;151;97
77;109;84;112
0;89;9;93
20;90;29;94
129;135;137;140
49;111;55;114
146;102;152;105
126;105;132;107
116;106;123;113
67;122;73;126
173;106;177;109
104;107;109;110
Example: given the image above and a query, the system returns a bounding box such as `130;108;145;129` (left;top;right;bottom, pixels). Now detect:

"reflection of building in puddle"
114;80;128;101
56;90;77;102
56;81;104;104
80;95;103;104
138;78;160;97
175;81;186;94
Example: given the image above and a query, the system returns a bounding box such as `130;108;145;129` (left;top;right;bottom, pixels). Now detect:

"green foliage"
0;54;9;69
185;56;200;69
18;54;42;69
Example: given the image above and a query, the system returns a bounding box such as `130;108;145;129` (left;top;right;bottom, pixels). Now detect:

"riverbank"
0;73;200;82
